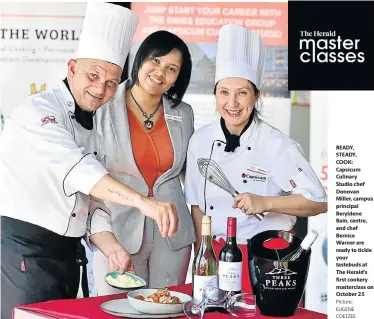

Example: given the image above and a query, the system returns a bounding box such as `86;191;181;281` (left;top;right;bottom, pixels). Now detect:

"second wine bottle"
219;217;243;296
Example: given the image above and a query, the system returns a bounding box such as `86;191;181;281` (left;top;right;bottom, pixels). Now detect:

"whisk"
197;158;264;221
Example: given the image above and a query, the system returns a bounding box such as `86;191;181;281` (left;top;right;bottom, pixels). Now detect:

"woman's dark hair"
131;31;192;107
213;80;263;116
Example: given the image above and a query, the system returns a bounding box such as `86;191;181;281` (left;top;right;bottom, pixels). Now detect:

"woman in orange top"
92;31;195;295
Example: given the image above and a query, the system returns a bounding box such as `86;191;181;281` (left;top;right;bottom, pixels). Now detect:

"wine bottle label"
193;275;219;303
218;261;242;291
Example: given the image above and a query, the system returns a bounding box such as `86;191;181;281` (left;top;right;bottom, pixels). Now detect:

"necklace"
130;90;162;131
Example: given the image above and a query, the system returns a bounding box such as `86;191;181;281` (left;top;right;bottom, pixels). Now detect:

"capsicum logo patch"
242;172;267;182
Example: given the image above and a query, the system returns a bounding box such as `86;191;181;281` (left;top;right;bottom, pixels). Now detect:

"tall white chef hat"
76;2;139;70
215;24;265;89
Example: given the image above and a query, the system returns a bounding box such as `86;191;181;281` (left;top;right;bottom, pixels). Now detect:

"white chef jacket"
0;81;113;237
184;117;327;244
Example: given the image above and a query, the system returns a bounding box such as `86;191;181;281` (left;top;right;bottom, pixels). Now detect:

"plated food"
105;271;146;290
134;288;182;304
127;288;192;315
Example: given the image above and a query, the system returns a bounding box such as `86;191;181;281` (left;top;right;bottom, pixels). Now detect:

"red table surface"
15;238;326;319
16;283;326;319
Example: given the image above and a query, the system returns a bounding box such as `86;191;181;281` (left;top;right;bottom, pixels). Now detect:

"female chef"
184;24;327;249
0;4;176;319
92;30;195;295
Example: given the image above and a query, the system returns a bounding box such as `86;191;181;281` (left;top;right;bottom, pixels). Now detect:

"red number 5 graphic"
321;165;328;181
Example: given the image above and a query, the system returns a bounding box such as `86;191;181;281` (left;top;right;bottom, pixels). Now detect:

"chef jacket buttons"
217;143;221;146
72;213;76;217
71;115;75;119
243;180;247;183
248;147;251;150
67;101;73;107
94;151;97;155
213;235;217;239
210;205;214;210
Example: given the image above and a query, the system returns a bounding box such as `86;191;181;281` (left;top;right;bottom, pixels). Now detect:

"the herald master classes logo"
288;1;374;91
299;31;365;64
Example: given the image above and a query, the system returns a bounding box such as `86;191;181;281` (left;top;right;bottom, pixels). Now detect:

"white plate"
100;298;185;318
127;289;192;315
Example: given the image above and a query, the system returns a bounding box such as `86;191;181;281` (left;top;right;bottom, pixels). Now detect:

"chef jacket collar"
220;111;255;152
63;78;95;130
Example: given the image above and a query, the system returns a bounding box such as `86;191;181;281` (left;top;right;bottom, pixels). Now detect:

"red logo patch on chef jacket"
41;116;58;126
20;261;26;272
290;179;297;188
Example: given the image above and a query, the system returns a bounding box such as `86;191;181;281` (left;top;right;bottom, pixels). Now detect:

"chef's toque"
215;24;265;89
76;2;139;70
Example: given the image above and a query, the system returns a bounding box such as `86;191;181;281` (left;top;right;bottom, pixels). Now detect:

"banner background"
0;3;85;116
131;2;289;98
132;2;288;45
1;3;323;309
305;91;328;314
130;2;291;134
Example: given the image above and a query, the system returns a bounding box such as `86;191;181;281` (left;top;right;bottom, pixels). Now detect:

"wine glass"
183;298;205;319
226;293;256;317
183;285;218;319
184;288;256;318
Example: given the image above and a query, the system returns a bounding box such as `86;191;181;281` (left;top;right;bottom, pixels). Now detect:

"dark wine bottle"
219;217;243;296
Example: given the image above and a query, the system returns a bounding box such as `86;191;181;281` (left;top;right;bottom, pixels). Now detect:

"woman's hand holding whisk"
233;193;269;216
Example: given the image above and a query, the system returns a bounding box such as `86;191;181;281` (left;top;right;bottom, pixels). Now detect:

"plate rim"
100;298;185;318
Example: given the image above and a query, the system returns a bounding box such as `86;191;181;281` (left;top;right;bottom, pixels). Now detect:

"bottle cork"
300;229;319;250
201;215;212;236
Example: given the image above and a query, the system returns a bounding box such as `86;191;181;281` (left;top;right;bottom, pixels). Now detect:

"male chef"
0;3;178;318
